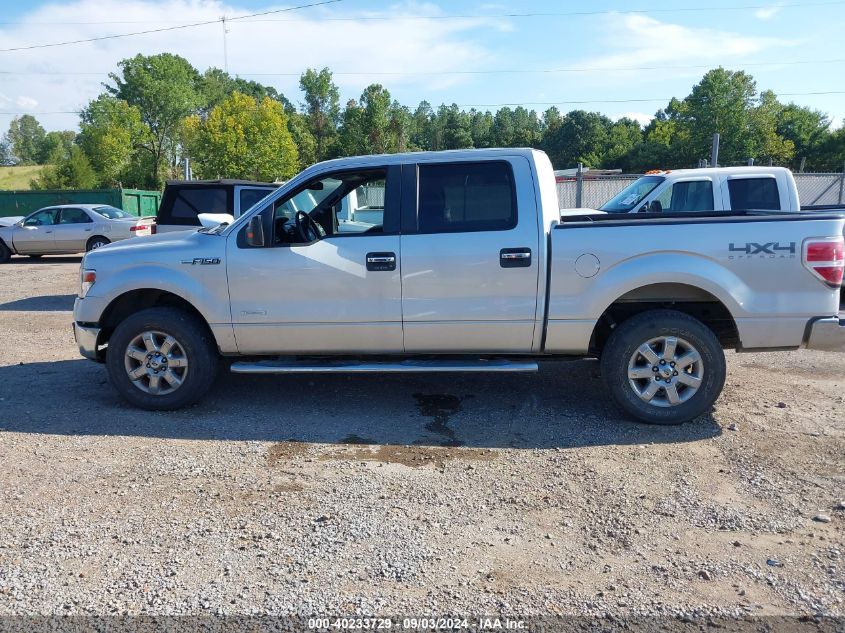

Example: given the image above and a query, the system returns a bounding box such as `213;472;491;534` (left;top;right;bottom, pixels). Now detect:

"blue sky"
0;0;843;133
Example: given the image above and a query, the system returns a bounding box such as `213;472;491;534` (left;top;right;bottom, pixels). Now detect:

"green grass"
0;165;46;190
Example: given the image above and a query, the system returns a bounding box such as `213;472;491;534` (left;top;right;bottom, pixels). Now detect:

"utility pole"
710;133;720;169
221;15;229;74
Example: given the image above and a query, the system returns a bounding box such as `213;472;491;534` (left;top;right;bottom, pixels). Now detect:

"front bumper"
805;317;845;352
73;322;101;361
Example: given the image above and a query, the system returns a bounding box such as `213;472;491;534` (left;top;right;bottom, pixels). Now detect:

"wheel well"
98;289;209;344
589;283;739;354
87;235;109;246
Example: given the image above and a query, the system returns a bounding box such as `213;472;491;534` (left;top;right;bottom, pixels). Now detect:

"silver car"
0;204;152;262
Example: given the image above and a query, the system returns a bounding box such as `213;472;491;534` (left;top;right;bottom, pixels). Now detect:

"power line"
2;58;844;78
0;0;343;53
456;91;845;108
2;91;843;117
1;1;842;25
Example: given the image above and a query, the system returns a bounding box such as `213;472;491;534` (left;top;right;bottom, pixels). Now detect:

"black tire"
600;309;726;425
86;236;110;251
0;240;10;264
106;307;218;410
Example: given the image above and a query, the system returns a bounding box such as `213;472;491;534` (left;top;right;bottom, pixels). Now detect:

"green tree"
6;115;46;164
200;68;292;114
36;130;76;165
604;118;642;166
389;101;412;153
106;53;205;186
360;84;392;154
78;95;148;187
299;68;340;160
337;99;366;156
410;101;434;151
469;109;494;148
287;112;317;168
542;110;611;168
31;146;98;189
0;139;11;165
776;103;831;170
438;104;473;150
184;92;298;181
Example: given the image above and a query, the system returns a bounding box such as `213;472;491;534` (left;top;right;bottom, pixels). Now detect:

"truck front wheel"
105;307;218;410
600;309;726;425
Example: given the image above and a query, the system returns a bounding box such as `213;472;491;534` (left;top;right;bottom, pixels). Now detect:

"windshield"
92;205;133;219
599;176;665;213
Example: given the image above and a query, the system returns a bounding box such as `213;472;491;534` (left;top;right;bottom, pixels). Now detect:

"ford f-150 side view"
73;149;845;424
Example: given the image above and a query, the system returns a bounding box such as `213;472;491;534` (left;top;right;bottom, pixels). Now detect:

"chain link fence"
793;173;845;205
556;171;845;209
556;175;638;209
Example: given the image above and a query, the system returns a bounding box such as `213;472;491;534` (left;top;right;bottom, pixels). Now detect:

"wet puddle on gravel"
413;393;472;447
320;444;497;468
266;439;497;469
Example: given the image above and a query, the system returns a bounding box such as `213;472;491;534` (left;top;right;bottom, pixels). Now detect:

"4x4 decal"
728;242;796;259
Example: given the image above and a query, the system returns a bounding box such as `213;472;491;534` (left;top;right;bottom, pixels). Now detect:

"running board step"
230;359;539;374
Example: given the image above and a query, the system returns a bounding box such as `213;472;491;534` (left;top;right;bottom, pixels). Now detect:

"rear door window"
58;208;93;224
655;180;715;212
728;178;780;210
417;162;517;233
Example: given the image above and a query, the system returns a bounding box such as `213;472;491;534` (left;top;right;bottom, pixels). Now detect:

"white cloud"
754;6;781;20
577;14;795;75
617;112;654;127
0;0;506;131
14;96;38;109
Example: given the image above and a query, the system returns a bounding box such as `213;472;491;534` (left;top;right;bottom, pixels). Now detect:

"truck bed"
544;210;845;354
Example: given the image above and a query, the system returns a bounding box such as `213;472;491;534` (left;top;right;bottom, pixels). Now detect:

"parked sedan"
0;204;153;262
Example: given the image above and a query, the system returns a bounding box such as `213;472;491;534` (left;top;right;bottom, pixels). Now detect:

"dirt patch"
266;440;309;465
320;443;498;468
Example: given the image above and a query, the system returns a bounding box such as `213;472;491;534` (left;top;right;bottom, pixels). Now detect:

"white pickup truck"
565;166;801;215
73;149;845;424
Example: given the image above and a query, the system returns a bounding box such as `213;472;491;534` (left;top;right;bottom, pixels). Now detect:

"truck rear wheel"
105;307;218;410
600;309;726;425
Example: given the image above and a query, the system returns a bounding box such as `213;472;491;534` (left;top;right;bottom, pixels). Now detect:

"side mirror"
246;215;265;247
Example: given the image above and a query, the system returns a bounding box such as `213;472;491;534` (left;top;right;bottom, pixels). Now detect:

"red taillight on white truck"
803;237;844;287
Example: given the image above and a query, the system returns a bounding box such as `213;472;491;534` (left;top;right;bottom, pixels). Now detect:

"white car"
0;204;153;262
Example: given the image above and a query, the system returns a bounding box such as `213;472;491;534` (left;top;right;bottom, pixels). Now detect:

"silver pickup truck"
73;148;845;424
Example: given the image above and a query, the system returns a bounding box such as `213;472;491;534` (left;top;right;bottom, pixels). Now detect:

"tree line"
1;52;843;191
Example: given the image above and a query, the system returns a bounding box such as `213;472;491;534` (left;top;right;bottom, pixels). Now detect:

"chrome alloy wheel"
124;330;189;395
627;335;703;408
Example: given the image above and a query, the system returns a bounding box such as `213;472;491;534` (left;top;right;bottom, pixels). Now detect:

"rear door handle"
366;252;396;272
500;248;532;268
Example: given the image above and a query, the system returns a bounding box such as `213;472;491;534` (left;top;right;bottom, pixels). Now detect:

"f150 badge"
180;257;221;265
728;242;795;259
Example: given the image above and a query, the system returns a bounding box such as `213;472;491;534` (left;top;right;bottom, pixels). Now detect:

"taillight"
803;237;844;287
129;225;147;232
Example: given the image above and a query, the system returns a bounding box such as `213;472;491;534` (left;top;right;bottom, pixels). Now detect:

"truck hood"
83;229;218;265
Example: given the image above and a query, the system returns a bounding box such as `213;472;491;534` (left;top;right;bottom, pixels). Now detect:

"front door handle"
366;252;396;272
500;248;532;268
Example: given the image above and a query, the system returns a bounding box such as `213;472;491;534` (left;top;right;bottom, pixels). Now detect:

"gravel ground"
0;256;843;621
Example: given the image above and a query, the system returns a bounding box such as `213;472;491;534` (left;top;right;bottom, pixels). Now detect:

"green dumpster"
0;188;161;218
